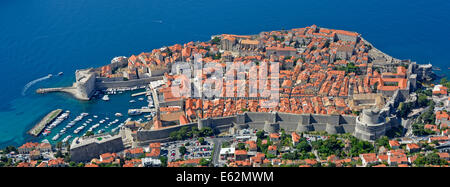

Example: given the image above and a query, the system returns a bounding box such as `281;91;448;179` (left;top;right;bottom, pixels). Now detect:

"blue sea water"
0;0;449;148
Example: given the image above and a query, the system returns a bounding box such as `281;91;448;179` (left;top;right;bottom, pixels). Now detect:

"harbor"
31;85;156;146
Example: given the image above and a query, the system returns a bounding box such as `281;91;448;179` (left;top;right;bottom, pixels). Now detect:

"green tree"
296;138;312;153
375;136;390;149
179;146;187;155
69;161;77;167
3;146;17;153
414;153;447;166
326;162;336;167
85;131;94;137
160;156;168;167
198;137;205;145
199;158;210;166
236;143;246;150
348;137;374;156
221;141;231;148
440;77;450;88
200;127;214;137
256;130;265;139
312;135;344;158
211;37;221;45
417;94;431;107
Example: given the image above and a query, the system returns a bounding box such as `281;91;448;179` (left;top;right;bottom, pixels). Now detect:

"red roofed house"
432;85;448;96
18;142;39;154
406;143;420;152
268;145;277;156
235;150;248;161
38;143;52;152
389;140;400;149
47;158;67;167
429;136;449;143
125;147;145;158
438;153;450;161
16;162;31;167
304;159;318;166
292;132;300;146
246;141;257;152
269;133;280;143
388;152;408;166
360;153;379;167
85;163;99;167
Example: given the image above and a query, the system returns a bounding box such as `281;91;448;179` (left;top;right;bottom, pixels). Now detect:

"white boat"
102;95;110;101
138;97;144;101
115;113;123;117
46;110;70;130
62;135;72;143
52;133;60;141
74;126;85;134
128;109;142;116
129;100;136;103
58;72;63;76
42;130;51;136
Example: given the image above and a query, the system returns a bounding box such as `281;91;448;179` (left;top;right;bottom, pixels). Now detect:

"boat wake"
22;74;53;96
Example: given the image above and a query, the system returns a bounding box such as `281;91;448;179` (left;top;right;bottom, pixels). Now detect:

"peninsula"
16;25;447;168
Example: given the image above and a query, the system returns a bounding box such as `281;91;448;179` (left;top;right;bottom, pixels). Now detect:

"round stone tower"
354;108;387;141
360;108;383;124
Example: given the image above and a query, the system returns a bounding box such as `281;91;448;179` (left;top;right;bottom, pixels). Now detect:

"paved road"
211;136;232;167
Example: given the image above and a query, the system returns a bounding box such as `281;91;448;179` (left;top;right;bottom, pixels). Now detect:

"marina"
43;110;70;136
28;80;151;146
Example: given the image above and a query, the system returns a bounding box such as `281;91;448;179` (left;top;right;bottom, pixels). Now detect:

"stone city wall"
133;112;359;144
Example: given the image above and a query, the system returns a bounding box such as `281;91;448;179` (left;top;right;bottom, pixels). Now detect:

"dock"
131;91;148;97
128;108;156;115
36;86;90;100
28;109;62;137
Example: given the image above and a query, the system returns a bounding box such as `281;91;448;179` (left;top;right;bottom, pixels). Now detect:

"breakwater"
28;109;62;137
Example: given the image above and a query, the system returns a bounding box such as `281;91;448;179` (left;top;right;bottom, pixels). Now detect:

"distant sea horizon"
0;0;449;148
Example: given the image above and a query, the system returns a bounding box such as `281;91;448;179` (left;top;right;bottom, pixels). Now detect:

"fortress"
36;57;164;100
